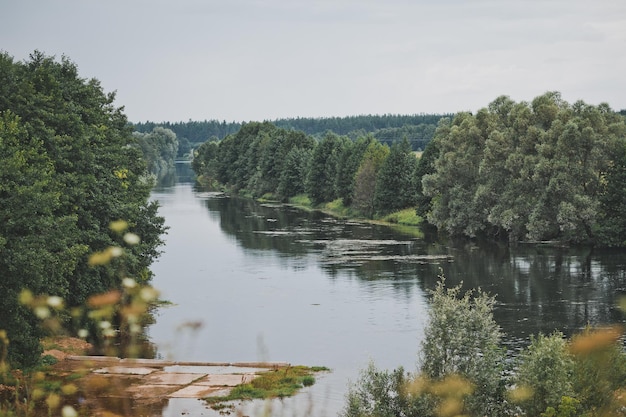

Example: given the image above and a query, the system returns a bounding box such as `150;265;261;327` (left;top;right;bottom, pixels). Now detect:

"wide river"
147;163;626;417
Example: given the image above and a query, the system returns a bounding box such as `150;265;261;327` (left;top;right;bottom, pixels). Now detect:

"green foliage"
133;126;179;174
423;92;626;245
342;362;435;417
374;138;419;216
353;141;389;218
569;327;626;415
541;396;581;417
381;208;423;226
204;365;324;406
515;332;574;417
277;147;312;199
420;279;507;417
305;132;344;205
0;51;166;368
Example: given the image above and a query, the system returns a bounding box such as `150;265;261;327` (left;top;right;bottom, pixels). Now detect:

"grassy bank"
285;195;424;237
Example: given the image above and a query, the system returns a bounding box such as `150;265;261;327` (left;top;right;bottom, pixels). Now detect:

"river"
147;162;626;417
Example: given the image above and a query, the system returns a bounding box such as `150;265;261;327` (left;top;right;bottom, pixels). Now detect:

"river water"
147;162;626;417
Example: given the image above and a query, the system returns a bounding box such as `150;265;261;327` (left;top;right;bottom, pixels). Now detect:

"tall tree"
374;137;418;215
353;141;389;218
0;52;166;366
305;132;343;205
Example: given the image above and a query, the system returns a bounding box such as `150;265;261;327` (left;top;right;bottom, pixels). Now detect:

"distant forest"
133;113;449;157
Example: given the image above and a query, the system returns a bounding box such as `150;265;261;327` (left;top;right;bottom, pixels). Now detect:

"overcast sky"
2;0;625;123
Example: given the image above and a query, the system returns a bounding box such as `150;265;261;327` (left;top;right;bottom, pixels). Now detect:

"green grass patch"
381;208;423;226
203;365;328;407
258;193;280;202
288;194;312;208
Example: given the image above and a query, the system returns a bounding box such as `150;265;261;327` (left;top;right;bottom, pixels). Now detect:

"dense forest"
0;52;166;368
192;92;626;247
133;113;446;158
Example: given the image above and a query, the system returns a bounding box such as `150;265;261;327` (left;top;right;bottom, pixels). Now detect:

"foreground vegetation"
0;51;166;368
343;279;626;417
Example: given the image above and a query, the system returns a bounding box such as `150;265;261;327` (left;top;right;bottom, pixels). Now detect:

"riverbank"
257;194;426;238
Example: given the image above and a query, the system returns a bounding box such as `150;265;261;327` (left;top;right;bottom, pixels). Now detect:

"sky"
1;0;625;123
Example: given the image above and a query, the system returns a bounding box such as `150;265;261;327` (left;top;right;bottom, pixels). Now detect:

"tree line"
134;113;447;158
192;122;421;219
0;52;166;368
193;92;626;247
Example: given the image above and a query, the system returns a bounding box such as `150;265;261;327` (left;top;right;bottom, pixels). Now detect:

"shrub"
514;332;574;416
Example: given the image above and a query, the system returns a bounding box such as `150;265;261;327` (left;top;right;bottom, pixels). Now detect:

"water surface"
148;163;626;416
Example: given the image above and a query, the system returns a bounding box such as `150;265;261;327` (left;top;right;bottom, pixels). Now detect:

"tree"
277;147;312;199
420;279;507;417
414;126;443;218
133;126;179;174
342;363;435;417
422;92;626;245
514;332;574;417
335;135;374;206
0;51;166;367
374;137;418;216
306;132;344;205
353;141;389;218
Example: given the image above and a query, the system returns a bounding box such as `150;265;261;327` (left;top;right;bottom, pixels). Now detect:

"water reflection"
203;195;626;344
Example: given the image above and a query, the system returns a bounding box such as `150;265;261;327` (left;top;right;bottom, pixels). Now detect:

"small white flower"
47;296;63;308
140;287;159;302
102;328;116;338
123;233;141;245
62;405;78;417
34;306;50;319
122;277;137;288
99;320;111;330
78;329;89;338
109;246;123;258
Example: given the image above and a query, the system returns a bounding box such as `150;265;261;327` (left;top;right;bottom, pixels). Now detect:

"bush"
514;332;574;416
419;279;508;417
342;362;435;417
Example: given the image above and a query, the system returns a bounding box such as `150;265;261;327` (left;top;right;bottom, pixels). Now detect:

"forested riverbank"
191;93;626;247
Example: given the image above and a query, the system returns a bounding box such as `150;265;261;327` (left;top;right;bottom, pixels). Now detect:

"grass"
381;208;423;226
203;365;328;407
288;194;312;208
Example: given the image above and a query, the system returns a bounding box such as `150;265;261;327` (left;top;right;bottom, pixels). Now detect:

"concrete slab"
164;365;265;375
93;366;158;375
200;387;233;398
126;384;180;399
168;385;223;398
195;374;257;387
144;372;204;385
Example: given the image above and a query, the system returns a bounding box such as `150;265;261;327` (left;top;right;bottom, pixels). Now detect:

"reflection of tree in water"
415;241;626;344
201;195;626;346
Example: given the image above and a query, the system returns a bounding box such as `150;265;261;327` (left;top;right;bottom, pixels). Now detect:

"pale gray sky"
1;0;625;123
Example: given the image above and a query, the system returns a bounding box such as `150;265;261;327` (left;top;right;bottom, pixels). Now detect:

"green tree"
335;135;374;206
374;137;418;216
515;332;574;417
353;141;389;218
0;111;82;367
0;51;165;366
306;132;343;205
422;112;487;237
133;126;179;174
423;92;626;245
420;279;507;417
277;147;312;199
342;362;435;417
